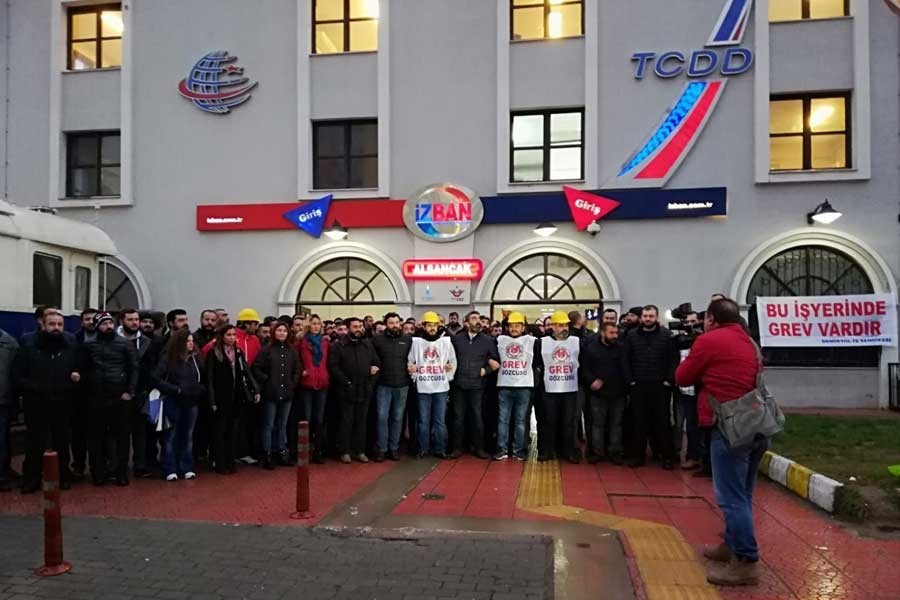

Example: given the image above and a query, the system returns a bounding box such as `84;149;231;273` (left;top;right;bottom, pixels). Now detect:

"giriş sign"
615;0;754;189
403;183;484;243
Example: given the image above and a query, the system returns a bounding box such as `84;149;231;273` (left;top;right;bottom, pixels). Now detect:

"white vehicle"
0;199;117;337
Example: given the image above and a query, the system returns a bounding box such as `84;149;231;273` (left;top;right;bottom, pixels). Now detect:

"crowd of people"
0;294;766;586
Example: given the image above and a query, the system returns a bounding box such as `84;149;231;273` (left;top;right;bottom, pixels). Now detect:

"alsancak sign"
615;0;754;189
403;183;484;243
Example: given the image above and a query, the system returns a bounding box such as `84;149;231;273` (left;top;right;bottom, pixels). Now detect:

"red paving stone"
0;461;393;525
394;457;900;600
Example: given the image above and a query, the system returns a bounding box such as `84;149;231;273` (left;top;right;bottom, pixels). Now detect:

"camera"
671;302;693;321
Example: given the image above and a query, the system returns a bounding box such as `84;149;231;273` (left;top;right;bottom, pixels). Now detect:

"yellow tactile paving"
515;454;722;600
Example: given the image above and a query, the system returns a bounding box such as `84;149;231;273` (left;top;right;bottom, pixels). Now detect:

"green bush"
833;485;870;523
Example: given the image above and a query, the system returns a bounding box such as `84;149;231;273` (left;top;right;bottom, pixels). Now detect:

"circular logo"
177;51;258;115
552;346;570;363
506;343;523;359
403;183;483;243
423;346;440;363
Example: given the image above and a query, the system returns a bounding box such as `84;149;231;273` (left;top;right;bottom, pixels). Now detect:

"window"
68;4;123;70
313;120;378;189
746;245;878;367
66;131;121;198
33;253;63;309
769;0;848;22
99;259;139;312
297;257;397;317
769;94;850;172
511;109;583;182
74;267;91;312
511;0;583;40
312;0;379;54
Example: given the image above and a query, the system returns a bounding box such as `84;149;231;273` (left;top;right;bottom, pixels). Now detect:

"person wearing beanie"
82;311;139;487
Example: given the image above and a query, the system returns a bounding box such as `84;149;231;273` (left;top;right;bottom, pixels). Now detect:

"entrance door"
489;253;603;331
296;257;398;320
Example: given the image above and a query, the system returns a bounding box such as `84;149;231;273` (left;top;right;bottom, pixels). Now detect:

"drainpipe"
2;0;10;201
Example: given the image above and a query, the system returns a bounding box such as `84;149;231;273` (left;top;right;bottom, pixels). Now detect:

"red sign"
197;199;404;231
563;187;620;231
402;259;484;281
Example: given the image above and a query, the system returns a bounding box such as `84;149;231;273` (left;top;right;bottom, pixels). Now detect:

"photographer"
669;304;703;471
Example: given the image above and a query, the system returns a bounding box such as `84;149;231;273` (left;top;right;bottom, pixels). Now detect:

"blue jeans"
679;394;701;461
262;399;293;454
161;403;198;477
711;429;768;561
497;388;531;455
375;386;409;453
417;392;448;455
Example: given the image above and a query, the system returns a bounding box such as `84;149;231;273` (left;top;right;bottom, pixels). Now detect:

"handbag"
706;341;785;449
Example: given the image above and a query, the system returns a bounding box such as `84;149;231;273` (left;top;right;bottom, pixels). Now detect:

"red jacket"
201;328;261;367
675;323;759;427
296;335;330;391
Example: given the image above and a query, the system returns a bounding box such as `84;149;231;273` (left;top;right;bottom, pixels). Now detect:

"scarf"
307;334;323;366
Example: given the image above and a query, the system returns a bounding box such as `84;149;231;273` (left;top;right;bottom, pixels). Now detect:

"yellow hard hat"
422;311;441;324
236;308;261;323
507;311;526;324
550;310;570;325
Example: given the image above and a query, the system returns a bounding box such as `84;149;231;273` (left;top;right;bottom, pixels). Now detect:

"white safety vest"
409;336;457;393
541;336;580;393
496;335;536;388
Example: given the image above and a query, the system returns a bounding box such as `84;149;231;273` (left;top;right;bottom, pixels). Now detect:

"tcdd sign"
403;183;484;243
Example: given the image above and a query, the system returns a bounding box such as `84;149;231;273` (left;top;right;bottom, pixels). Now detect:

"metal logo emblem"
403;183;484;243
178;51;258;115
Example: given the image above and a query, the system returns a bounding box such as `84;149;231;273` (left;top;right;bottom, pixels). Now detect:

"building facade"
1;0;898;408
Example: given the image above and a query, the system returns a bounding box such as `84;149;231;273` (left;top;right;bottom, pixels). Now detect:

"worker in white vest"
407;312;457;459
539;311;581;463
494;312;541;461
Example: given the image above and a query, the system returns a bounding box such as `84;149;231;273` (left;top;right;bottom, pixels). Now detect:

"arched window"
747;245;878;367
491;253;602;324
99;259;140;312
296;257;397;319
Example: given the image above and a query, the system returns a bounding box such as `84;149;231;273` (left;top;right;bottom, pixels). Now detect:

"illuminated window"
66;131;121;197
313;120;378;189
313;0;379;54
769;94;850;172
511;0;583;41
769;0;848;22
511;109;583;182
68;4;123;70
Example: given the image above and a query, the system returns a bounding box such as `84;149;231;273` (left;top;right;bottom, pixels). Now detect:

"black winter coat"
622;326;679;385
450;332;499;390
13;333;81;405
328;336;380;403
252;341;301;402
579;338;626;398
153;353;207;406
371;331;412;388
206;347;258;414
83;334;139;399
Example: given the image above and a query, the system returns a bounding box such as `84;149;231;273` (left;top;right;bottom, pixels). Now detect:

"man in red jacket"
675;297;764;588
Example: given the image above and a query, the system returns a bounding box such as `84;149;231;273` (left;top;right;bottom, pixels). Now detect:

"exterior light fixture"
323;221;348;240
807;200;842;225
533;222;558;237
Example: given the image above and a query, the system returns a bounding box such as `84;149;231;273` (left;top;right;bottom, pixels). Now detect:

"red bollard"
36;451;71;576
290;421;314;520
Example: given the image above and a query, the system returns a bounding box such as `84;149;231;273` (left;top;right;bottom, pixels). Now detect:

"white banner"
756;294;897;347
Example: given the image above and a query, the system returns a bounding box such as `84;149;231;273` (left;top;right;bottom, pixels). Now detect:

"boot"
706;558;760;587
262;454;275;471
703;542;733;563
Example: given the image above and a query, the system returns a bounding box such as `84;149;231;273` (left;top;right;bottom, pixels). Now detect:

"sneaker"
134;468;153;479
493;451;509;461
184;472;196;480
703;542;733;563
355;453;369;464
340;454;352;464
166;474;178;482
449;450;463;459
513;452;528;461
416;451;428;459
239;456;258;465
706;558;760;587
475;449;489;459
387;451;400;461
373;452;385;463
433;451;448;459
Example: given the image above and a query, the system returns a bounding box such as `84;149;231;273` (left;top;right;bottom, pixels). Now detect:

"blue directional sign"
282;194;332;238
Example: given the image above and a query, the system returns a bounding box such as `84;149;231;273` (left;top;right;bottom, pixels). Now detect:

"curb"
758;450;843;513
